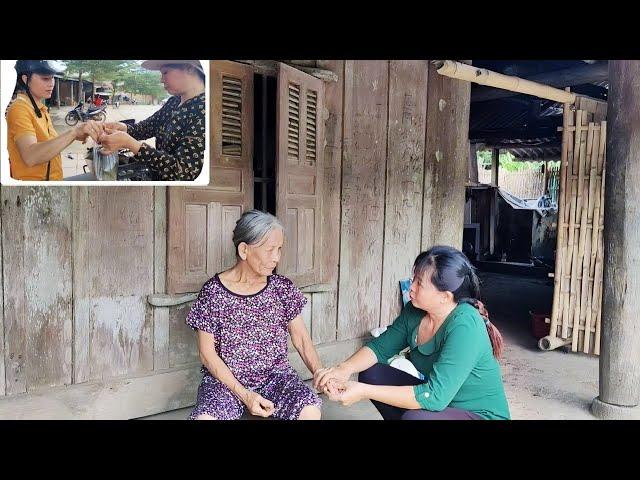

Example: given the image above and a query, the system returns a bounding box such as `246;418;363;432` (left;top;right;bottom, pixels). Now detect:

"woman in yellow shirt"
6;60;102;181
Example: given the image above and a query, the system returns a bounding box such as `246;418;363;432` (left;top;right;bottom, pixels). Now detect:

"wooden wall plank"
153;187;169;370
169;302;199;368
312;60;344;345
380;60;428;327
0;337;370;419
73;187;154;382
311;292;337;345
0;365;202;419
337;60;389;340
1;187;73;395
422;61;471;250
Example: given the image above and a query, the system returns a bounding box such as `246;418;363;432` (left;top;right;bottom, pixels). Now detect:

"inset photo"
1;60;209;184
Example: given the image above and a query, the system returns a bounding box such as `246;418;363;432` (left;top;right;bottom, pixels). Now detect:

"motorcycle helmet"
14;60;66;118
15;60;66;76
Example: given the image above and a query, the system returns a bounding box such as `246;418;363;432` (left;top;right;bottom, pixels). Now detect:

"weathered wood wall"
0;60;470;418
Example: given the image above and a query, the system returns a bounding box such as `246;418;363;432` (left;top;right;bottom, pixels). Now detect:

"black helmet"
15;60;66;76
14;61;66;119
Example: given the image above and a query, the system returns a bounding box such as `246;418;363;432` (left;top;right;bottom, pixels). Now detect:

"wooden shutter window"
222;76;242;157
276;63;325;287
167;60;254;294
305;89;317;165
288;82;301;163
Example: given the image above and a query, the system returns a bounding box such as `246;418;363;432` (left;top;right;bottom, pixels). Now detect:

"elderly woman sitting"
185;210;323;420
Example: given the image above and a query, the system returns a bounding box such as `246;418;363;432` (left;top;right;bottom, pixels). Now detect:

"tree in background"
115;67;165;105
62;60;134;103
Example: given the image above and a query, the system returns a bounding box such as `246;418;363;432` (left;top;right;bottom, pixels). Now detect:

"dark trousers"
358;363;483;420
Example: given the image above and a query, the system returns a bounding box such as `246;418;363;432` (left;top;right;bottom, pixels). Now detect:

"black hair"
413;245;504;358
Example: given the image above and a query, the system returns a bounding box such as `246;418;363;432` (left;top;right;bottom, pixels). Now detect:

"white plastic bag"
93;146;118;181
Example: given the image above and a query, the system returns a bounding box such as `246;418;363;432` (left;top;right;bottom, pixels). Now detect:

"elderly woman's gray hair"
233;209;284;254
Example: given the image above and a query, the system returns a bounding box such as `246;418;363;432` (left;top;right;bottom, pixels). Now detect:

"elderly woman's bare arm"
288;315;323;376
196;330;274;417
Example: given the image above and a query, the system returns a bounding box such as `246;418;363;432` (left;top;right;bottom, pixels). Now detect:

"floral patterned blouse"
127;92;205;181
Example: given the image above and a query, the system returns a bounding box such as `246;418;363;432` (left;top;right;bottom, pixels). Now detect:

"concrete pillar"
591;60;640;420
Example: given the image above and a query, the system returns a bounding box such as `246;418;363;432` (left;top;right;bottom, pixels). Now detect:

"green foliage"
61;60;165;102
477;149;560;172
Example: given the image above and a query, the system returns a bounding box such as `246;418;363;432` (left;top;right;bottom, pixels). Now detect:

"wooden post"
70;82;74;105
468;142;479;183
591;60;640;419
491;148;499;187
422;60;471;251
489;148;499;255
55;78;61;108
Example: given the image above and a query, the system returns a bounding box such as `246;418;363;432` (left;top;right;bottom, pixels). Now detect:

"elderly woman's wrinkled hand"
242;390;275;418
313;364;350;392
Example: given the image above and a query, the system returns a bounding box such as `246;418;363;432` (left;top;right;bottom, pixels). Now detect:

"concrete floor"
139;271;635;420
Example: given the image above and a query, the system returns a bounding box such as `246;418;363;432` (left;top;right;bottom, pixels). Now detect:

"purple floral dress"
186;273;321;420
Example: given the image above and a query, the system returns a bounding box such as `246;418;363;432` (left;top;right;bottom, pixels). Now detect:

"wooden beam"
234;60;338;82
0;365;202;419
435;60;576;104
472;62;608;102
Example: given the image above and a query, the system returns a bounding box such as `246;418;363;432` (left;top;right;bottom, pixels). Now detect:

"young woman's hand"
313;363;351;392
74;121;103;143
336;381;367;406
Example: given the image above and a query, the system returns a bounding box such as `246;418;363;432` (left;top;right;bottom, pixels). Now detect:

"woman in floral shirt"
100;60;205;181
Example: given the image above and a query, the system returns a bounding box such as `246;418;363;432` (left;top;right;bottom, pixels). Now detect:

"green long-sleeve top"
366;302;510;420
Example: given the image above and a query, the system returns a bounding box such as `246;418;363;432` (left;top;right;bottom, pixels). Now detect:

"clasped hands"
312;365;367;407
73;121;138;155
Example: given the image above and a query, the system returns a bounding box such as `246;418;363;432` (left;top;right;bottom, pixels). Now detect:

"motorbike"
65;102;107;126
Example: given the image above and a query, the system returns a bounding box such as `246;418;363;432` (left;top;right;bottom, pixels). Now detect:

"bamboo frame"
543;108;607;355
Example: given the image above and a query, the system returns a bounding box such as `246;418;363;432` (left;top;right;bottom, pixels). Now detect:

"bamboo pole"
539;336;572;351
550;95;573;340
570;114;589;349
565;111;585;340
580;124;598;352
434;60;577;104
560;106;576;337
